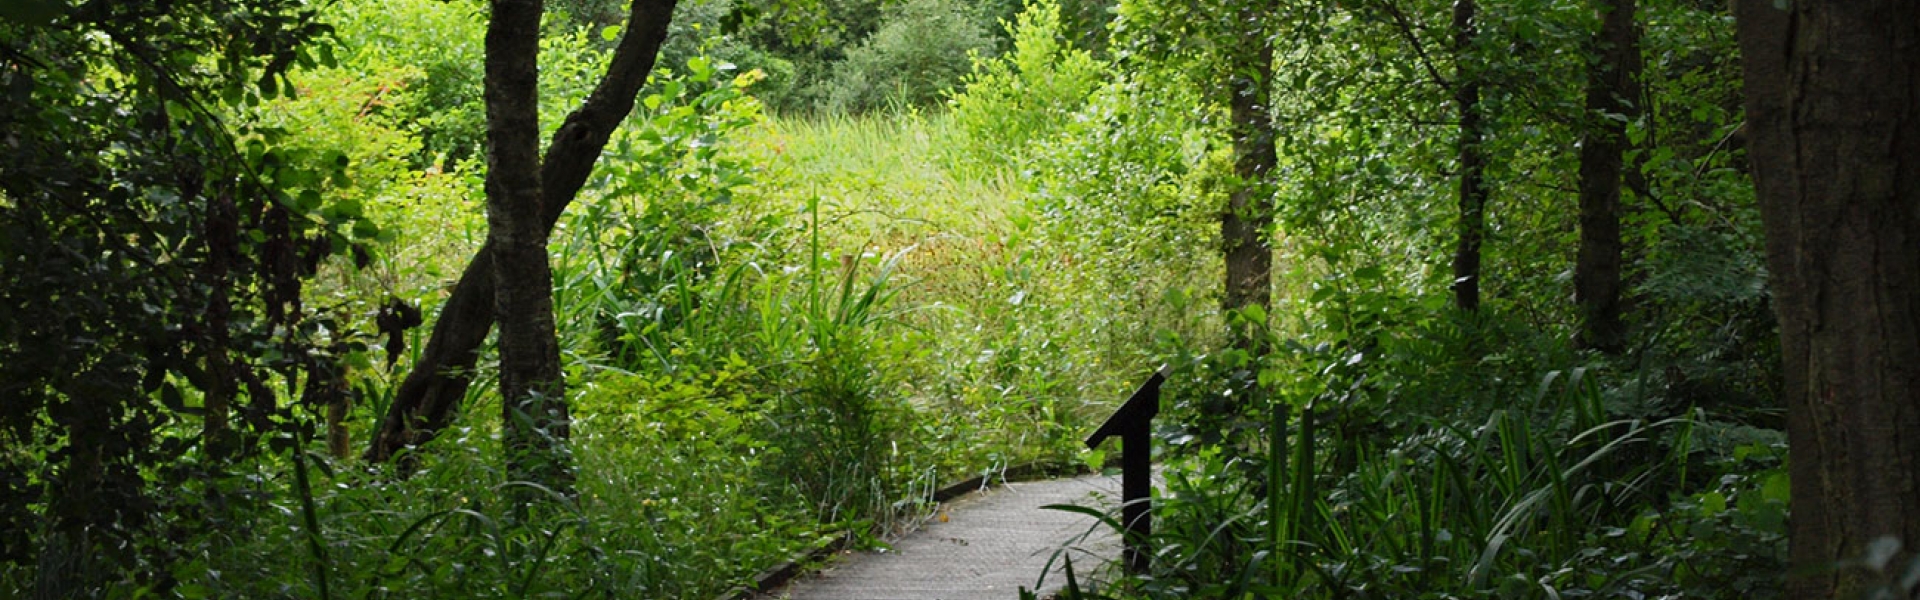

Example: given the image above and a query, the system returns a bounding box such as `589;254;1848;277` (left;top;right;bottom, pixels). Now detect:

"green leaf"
688;56;710;75
332;197;364;220
246;139;267;165
296;189;322;212
1699;491;1727;516
1761;471;1789;503
600;25;621;42
1237;302;1267;324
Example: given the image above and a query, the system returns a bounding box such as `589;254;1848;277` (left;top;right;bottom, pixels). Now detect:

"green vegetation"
5;0;1917;598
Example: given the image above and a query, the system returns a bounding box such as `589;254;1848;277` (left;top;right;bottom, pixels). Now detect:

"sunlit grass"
743;111;1025;246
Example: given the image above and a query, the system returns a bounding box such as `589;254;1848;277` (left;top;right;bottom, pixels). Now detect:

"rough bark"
1222;3;1278;353
1450;0;1487;313
485;0;569;496
1573;0;1639;353
365;0;680;465
1734;1;1920;598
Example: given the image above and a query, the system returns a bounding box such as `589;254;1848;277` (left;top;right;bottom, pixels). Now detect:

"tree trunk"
1222;2;1277;352
1734;1;1920;598
364;0;680;466
1573;0;1639;353
201;190;239;458
485;0;573;498
1450;0;1486;313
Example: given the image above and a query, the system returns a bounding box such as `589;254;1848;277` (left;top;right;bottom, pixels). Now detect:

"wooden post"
1085;366;1168;574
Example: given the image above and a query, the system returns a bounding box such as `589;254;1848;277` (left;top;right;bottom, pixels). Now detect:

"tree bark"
1450;0;1487;313
1573;0;1639;353
485;0;569;498
1734;1;1920;598
1222;2;1278;353
364;0;680;465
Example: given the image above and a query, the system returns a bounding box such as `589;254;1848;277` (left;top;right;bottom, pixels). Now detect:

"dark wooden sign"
1085;365;1168;574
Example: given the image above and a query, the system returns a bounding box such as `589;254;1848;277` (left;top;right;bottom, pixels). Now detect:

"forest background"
1;0;1910;598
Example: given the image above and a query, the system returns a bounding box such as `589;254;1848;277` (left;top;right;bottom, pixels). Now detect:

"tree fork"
364;0;681;466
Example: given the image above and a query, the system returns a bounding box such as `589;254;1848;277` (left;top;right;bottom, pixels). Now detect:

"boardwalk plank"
763;473;1123;600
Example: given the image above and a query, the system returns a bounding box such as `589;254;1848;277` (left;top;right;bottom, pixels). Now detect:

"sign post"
1085;366;1168;574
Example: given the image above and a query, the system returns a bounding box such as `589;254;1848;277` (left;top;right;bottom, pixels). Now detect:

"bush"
944;0;1105;173
327;0;487;164
824;0;997;114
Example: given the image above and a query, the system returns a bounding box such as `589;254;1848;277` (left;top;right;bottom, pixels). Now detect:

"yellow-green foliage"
735;111;1145;479
944;0;1106;175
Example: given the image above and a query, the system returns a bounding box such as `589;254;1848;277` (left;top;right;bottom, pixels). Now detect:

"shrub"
327;0;487;164
824;0;997;114
944;0;1105;173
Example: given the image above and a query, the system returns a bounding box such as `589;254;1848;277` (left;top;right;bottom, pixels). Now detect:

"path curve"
762;473;1123;600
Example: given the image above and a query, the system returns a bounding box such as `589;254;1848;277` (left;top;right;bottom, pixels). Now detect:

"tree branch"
1372;0;1452;91
365;0;681;465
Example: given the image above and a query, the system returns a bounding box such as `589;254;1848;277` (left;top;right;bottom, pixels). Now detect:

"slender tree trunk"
1217;1;1279;477
1573;0;1639;353
201;190;238;458
1450;0;1486;313
364;0;680;466
1735;2;1920;598
1222;3;1277;352
325;388;350;458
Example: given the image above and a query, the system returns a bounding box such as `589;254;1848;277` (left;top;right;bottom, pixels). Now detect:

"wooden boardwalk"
761;473;1123;600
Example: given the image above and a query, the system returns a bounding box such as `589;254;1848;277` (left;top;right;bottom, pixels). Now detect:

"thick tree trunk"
1735;2;1920;598
1450;0;1486;313
364;0;680;465
1222;3;1277;353
1573;0;1639;353
486;0;572;497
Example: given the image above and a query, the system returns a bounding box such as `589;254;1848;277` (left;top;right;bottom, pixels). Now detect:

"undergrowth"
1;0;1793;597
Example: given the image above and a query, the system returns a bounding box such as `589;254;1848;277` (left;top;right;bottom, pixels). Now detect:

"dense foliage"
0;1;373;595
0;0;1831;597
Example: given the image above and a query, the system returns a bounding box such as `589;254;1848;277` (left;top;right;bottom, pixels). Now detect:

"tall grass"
161;415;821;599
745;112;1024;242
745;111;1133;471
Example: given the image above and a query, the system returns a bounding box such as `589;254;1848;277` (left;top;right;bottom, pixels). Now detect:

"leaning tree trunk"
365;0;680;466
1573;0;1639;353
1450;0;1487;313
1735;1;1920;598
